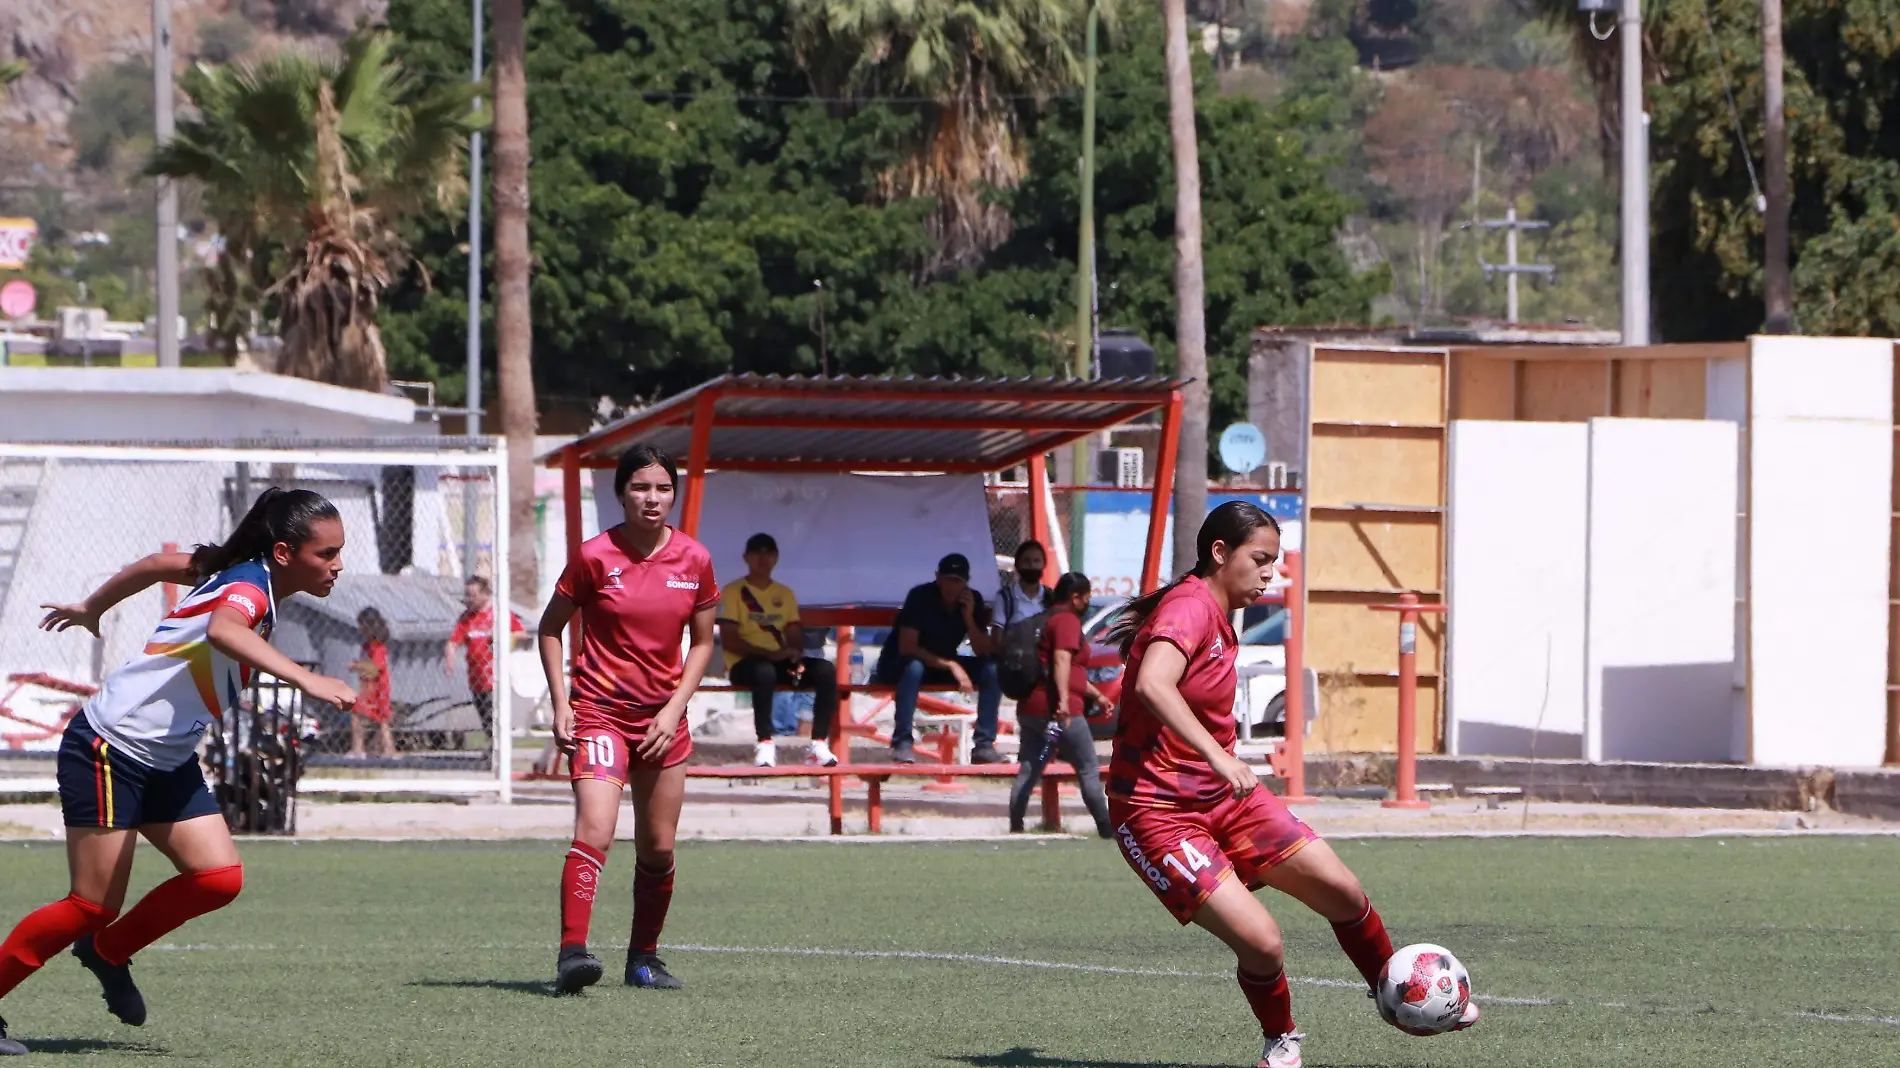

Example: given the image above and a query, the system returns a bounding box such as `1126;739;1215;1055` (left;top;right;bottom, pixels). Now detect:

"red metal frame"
1276;549;1314;803
1140;391;1184;593
1368;592;1446;810
680;390;717;537
1026;452;1051;576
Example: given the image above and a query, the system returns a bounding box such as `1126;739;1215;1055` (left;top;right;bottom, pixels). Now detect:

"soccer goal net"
0;441;520;821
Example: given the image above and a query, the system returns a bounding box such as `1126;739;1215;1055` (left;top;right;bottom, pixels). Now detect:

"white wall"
0;368;421;443
1585;419;1740;762
1446;422;1589;758
589;471;1000;607
1746;336;1893;766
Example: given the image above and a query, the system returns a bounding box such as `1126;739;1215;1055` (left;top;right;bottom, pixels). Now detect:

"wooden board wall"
1305;341;1744;755
1304;347;1448;753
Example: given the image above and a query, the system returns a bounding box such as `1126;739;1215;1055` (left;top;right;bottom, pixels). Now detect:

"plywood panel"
1309;678;1439;754
1305;428;1444;510
1517;360;1610;422
1446;421;1589;757
1307;593;1443;679
1306;511;1441;593
1587;419;1740;763
1449;353;1515;420
1750;337;1892;767
1614;359;1707;418
1311;349;1446;426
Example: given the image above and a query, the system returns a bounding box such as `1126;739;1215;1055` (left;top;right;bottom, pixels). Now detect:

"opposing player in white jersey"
0;488;356;1057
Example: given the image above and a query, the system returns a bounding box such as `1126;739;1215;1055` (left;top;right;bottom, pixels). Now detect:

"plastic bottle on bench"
849;647;866;685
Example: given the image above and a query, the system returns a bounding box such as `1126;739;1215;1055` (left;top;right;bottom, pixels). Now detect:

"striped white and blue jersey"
81;558;277;771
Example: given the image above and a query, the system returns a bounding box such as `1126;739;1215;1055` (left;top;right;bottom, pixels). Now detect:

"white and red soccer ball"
1374;943;1472;1036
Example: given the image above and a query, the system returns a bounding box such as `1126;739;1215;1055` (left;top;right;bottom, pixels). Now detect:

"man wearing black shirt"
873;553;1005;764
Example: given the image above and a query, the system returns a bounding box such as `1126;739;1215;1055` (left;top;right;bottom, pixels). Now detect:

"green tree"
147;30;484;387
786;0;1089;274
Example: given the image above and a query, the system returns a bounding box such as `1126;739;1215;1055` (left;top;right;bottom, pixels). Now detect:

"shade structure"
542;374;1187;595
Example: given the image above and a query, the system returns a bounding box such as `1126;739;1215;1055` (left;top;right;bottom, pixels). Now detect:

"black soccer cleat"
0;1014;27;1056
73;935;147;1026
554;944;604;995
625;953;682;990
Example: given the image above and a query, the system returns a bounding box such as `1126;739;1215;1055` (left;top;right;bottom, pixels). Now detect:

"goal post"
0;440;522;813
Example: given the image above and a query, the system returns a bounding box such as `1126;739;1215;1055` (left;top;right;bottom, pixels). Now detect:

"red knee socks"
93;865;243;966
629;860;674;956
560;840;607;950
1237;966;1296;1038
0;893;115;998
1331;895;1394;989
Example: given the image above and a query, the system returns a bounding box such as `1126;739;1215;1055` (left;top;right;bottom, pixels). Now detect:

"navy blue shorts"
57;716;220;829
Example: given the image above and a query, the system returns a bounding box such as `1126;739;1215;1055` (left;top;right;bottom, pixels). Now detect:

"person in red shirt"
535;443;719;995
349;607;398;759
1007;571;1112;837
444;576;525;740
1105;502;1477;1068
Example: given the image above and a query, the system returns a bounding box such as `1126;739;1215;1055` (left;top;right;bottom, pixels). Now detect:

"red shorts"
1110;789;1319;925
570;708;692;786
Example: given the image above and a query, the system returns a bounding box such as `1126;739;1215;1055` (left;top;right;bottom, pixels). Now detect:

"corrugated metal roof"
543;374;1184;472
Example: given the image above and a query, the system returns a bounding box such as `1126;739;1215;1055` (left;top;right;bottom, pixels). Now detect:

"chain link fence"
0;442;515;818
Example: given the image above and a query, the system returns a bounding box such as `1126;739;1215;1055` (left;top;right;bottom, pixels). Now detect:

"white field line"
144;939;1892;1026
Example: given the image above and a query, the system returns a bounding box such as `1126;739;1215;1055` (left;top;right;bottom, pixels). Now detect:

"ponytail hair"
1052;571;1091;606
190;488;341;580
1105;501;1281;657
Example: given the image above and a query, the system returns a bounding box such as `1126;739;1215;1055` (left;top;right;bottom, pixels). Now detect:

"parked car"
1080;597;1292;739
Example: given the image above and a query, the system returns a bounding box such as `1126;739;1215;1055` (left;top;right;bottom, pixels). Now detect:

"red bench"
686;762;1080;835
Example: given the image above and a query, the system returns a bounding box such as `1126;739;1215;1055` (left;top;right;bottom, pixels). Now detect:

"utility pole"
1068;1;1099;576
464;0;485;578
1762;0;1792;333
1619;0;1650;345
1465;208;1553;324
153;0;179;367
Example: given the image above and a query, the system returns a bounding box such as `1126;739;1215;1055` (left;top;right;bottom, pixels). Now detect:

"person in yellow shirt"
717;533;839;768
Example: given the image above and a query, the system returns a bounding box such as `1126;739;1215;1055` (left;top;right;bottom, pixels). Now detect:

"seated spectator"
994;539;1049;631
1008;572;1111;836
444;575;527;739
873;553;1003;764
717;533;840;768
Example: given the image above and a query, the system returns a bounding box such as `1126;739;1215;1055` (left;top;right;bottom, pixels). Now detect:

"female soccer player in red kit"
537;443;719;994
1105;502;1475;1068
0;489;357;1056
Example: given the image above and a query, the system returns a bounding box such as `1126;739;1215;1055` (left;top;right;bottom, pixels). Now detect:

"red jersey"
1020;608;1089;720
554;526;719;723
450;604;525;694
1106;576;1240;809
356;640;392;724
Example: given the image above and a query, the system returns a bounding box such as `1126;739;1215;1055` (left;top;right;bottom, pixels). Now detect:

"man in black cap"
872;553;1005;763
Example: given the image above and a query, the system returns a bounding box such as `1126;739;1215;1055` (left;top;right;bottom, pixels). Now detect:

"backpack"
996;582;1049;701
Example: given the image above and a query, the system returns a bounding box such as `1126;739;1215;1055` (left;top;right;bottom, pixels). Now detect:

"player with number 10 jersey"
1104;503;1475;1068
535;443;719;996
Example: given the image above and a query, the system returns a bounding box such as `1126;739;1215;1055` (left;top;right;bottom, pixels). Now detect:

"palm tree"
491;0;538;602
787;0;1089;274
1160;0;1207;575
146;31;484;389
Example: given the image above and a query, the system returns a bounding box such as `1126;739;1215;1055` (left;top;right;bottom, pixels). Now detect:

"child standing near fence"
0;489;357;1057
349;607;399;760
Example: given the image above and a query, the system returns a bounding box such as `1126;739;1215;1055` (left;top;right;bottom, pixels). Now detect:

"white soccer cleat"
1450;1000;1480;1031
753;741;776;768
806;739;839;767
1256;1031;1303;1068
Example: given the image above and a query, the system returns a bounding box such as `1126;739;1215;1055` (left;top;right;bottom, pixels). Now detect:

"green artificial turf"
0;836;1895;1066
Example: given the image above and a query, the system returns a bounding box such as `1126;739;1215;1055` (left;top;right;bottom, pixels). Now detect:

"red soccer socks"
93;865;242;966
0;894;114;998
560;840;607;949
1331;895;1394;989
628;859;675;956
1237;965;1297;1038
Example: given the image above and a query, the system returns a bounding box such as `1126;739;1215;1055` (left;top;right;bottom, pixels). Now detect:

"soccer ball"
1374;943;1471;1036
